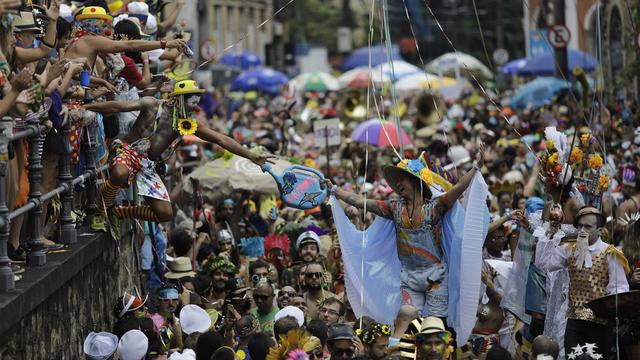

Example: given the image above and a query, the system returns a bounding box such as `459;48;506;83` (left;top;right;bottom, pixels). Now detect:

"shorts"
136;158;169;201
111;142;143;186
400;265;448;317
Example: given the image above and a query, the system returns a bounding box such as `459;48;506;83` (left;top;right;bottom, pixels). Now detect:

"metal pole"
82;124;98;227
56;114;76;245
26;117;45;266
324;125;330;176
553;0;568;77
0;117;13;291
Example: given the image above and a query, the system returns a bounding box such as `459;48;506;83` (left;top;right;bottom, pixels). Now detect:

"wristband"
41;38;55;49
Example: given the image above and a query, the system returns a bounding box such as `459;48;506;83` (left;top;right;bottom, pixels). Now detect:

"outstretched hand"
251;154;276;167
475;142;486;168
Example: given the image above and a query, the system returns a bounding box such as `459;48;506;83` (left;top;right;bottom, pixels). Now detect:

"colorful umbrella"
338;67;390;89
351;119;413;147
290;72;340;92
519;49;597;76
230;67;289;95
219;51;262;70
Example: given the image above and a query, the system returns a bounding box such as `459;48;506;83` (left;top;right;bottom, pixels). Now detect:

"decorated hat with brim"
383;152;452;198
76;6;114;21
171;80;206;97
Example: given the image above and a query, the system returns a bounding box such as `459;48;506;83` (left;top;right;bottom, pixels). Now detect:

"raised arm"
159;0;185;32
444;143;485;208
88;36;187;55
321;179;390;219
15;0;59;64
83;96;158;114
195;120;275;166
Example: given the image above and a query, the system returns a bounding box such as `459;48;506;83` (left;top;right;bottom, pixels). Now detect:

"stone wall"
0;225;139;360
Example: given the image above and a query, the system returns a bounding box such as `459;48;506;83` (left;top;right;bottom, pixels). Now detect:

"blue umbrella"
230;67;289;95
500;58;528;75
219;52;262;70
341;45;402;71
509;77;572;110
520;49;598;75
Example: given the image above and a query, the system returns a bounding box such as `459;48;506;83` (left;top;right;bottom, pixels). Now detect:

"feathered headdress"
264;233;291;255
266;330;320;360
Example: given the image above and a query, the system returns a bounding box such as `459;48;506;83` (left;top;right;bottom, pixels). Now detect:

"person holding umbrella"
323;144;485;319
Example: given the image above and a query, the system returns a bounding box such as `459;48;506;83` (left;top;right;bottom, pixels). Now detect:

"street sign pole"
553;0;568;77
325;126;330;176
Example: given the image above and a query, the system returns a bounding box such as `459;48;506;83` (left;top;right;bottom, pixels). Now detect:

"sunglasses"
278;291;297;298
253;294;272;302
305;272;323;279
332;348;354;357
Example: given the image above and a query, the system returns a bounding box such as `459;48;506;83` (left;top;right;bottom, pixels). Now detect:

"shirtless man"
84;80;273;223
63;5;186;69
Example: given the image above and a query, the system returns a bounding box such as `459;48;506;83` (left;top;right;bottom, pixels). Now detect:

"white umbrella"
338;67;391;89
426;52;493;79
393;72;457;91
289;71;341;92
373;60;422;81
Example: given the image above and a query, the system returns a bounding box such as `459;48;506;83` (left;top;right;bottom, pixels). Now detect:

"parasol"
289;72;340;92
351;118;412;147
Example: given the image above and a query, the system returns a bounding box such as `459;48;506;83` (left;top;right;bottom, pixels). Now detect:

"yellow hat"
108;1;124;14
171;80;205;97
76;6;114;21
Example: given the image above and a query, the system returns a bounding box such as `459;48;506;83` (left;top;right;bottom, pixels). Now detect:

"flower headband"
200;255;237;275
355;323;392;344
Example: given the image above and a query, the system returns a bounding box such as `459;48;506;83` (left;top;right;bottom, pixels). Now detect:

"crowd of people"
3;1;640;360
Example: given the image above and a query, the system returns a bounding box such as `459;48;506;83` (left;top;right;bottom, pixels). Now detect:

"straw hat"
383;152;452;198
14;11;41;32
76;6;113;22
165;257;196;279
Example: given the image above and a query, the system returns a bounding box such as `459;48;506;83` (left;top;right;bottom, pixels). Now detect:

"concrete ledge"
0;230;109;335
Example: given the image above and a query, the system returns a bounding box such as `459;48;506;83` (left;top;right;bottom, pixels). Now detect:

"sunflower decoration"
598;174;610;192
177;118;198;136
588;154;603;170
569;147;584;164
356;322;392;344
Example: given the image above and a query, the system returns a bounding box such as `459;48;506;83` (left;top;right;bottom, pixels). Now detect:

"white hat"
83;332;118;360
145;15;158;34
275;305;305;327
59;4;73;22
180;305;212;335
296;231;320;250
127;1;149;15
117;329;148;360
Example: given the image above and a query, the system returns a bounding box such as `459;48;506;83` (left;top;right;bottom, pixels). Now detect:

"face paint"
186;95;200;108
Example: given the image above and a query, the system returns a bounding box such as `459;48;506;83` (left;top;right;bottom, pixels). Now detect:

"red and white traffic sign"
547;25;571;48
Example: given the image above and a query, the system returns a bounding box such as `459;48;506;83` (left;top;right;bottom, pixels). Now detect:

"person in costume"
397;317;455;360
83;80;274;224
355;321;392;360
324;146;485;318
535;206;630;356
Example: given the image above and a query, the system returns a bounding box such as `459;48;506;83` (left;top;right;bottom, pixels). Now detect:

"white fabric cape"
331;173;489;344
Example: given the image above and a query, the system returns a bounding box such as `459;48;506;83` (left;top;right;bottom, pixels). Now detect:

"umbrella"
500;58;528;75
185;154;294;200
289;72;340;92
219;51;262;70
230;67;289;95
351;119;413;147
509;77;572;110
426;52;493;79
519;48;598;75
393;72;458;91
373;60;422;81
338;67;390;89
341;44;402;71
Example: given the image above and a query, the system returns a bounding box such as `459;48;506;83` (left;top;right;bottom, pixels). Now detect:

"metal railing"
0;115;107;292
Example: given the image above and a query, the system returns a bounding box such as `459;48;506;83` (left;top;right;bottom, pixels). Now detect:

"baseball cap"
327;323;355;341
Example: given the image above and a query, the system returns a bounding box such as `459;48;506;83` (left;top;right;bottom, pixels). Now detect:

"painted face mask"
78;18;110;36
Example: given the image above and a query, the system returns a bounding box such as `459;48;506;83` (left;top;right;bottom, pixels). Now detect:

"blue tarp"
520;49;598;75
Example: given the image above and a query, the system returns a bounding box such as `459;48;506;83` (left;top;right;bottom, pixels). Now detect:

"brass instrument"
341;90;367;120
415;92;446;127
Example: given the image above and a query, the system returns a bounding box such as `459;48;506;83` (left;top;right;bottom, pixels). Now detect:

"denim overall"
392;200;448;317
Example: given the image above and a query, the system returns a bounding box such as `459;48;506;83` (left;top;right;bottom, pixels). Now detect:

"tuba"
415;92;446;127
342;90;367;120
